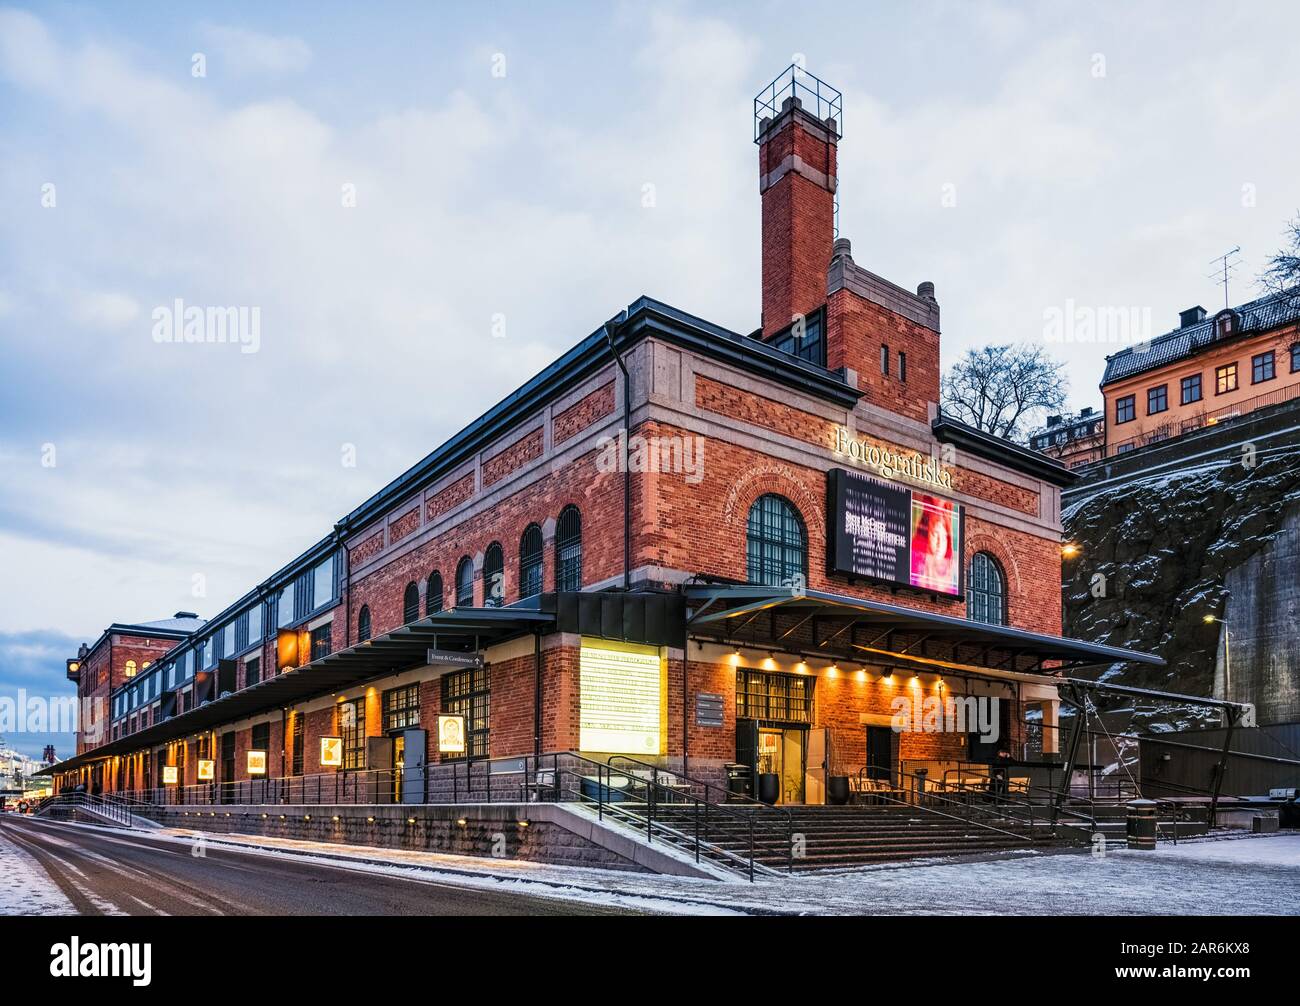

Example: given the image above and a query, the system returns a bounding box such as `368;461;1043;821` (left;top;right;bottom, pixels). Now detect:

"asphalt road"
0;816;643;916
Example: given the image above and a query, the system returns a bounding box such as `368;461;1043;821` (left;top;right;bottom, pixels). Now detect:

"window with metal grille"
736;670;813;724
339;698;366;771
555;506;582;591
519;524;543;599
402;582;419;624
310;624;332;661
1252;351;1275;384
426;573;443;615
244;657;260;688
455;557;474;606
251;721;270;761
967;552;1006;626
382;683;420;733
357;605;371;642
442;666;490;759
483;542;504;607
291;712;304;775
746;494;806;587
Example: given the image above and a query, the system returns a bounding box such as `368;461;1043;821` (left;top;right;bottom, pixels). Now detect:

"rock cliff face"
1061;446;1300;731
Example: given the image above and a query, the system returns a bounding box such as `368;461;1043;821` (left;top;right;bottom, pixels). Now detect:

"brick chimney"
757;79;840;338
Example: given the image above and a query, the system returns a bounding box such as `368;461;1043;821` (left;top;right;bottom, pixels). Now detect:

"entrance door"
758;727;807;804
391;735;406;804
865;725;893;783
805;728;828;805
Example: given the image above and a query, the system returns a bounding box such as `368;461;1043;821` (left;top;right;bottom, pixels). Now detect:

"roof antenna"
1207;246;1242;309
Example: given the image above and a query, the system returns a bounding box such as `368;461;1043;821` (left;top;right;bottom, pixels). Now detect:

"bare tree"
1261;215;1300;304
941;343;1067;442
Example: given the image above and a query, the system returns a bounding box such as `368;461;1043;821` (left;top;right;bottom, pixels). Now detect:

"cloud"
70;291;139;328
0;629;78;761
201;24;312;76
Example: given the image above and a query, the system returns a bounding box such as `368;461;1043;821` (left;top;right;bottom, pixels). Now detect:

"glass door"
391;734;406;803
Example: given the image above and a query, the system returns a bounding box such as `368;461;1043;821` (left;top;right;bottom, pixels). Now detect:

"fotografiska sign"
832;426;954;491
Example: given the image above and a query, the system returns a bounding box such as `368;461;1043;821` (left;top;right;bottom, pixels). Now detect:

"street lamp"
1061;543;1080;558
1204;613;1232;719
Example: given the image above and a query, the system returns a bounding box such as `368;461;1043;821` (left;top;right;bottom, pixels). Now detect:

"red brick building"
51;69;1159;811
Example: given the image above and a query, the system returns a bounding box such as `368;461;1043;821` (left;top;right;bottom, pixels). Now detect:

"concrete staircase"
644;802;1073;873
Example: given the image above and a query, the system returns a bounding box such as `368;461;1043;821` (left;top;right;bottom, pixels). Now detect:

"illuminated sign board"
832;427;954;490
827;468;964;598
162;765;179;785
437;715;466;754
319;736;343;768
247;750;267;776
579;643;663;754
197;759;215;781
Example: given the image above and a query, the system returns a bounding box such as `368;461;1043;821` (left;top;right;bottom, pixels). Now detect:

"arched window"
556;505;582;591
483;543;504;607
519;524;543;599
746;494;806;587
124;660;137;679
967;552;1006;626
402;582;419;624
455;556;474;607
426;572;443;615
357;605;372;642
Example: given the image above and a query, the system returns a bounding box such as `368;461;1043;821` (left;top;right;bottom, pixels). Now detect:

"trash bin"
1127;799;1157;849
724;763;753;802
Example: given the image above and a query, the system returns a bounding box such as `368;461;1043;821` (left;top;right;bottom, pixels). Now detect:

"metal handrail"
560;752;791;880
35;791;134;827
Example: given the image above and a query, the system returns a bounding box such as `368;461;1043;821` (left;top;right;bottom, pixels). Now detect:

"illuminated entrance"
737;668;814;804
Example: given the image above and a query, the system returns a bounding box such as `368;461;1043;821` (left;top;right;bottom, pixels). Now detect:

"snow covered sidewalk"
153;826;1300;916
0;824;76;916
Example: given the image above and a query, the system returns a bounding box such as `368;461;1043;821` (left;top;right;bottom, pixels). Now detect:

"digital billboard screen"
827;468;964;598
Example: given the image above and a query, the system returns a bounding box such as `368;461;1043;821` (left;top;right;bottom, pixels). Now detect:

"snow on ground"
145;825;1300;916
0;824;75;915
17;816;1300;916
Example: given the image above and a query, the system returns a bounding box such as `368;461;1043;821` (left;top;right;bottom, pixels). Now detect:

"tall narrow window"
291;711;304;775
519;524;543;599
244;656;261;689
898;350;907;383
402;582;419;624
426;572;443;615
483;542;504;607
967;552;1006;626
556;506;582;591
442;666;490;760
746;494;806;587
339;698;365;771
880;344;889;375
455;556;474;607
357;605;371;642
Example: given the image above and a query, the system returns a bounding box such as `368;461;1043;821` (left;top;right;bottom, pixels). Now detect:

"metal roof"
1102;291;1300;386
685;584;1164;671
42;605;554;776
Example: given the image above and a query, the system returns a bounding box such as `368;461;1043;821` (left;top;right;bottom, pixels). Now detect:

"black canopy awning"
41;605;554;776
685;584;1163;676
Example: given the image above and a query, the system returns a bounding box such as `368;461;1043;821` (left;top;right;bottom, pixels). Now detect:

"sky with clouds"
2;1;1299;758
